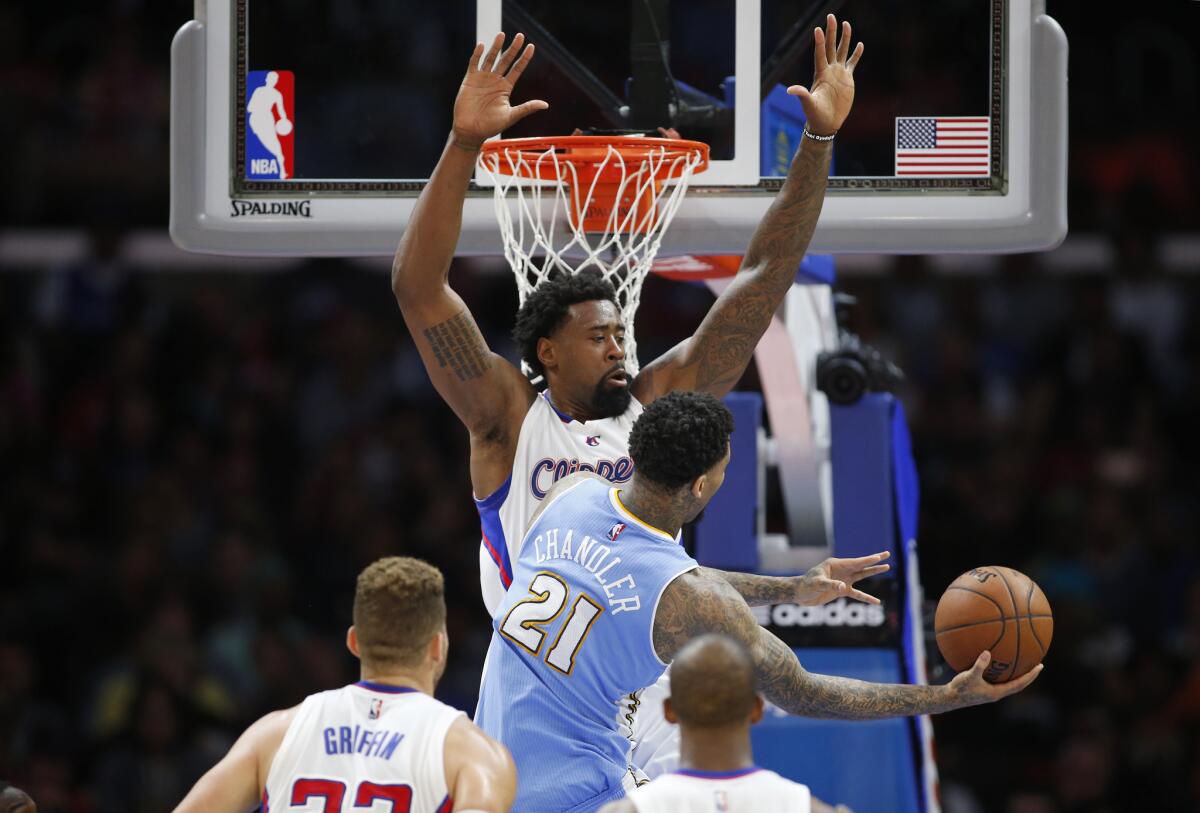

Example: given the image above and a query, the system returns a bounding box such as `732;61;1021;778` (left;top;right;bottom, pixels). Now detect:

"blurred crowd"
3;230;1200;812
847;235;1200;813
0;251;517;811
2;1;1199;813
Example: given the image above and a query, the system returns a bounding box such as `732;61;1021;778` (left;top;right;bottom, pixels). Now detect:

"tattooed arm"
654;570;1043;720
392;34;546;493
699;551;891;607
632;15;864;402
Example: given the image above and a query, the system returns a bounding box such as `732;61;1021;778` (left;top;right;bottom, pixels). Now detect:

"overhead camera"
815;295;904;406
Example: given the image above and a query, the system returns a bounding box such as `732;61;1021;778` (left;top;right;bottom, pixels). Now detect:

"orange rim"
479;135;709;182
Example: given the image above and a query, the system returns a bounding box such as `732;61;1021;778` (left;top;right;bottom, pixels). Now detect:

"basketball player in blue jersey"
393;21;885;778
172;558;515;813
475;392;1043;813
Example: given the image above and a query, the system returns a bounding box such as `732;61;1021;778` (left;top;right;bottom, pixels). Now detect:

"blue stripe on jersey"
475;477;698;813
476;475;513;588
354;681;418;694
542;391;574;423
674;767;763;780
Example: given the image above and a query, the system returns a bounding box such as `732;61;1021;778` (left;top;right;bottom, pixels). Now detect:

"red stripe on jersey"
481;530;512;587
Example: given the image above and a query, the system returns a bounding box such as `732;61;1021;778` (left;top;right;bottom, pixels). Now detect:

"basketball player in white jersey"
392;21;878;779
171;557;515;813
599;635;849;813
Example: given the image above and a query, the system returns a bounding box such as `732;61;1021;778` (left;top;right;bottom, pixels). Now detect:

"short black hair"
512;269;619;377
670;634;758;727
628;391;734;488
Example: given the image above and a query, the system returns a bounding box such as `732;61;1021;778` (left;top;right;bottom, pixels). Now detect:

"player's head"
664;634;762;730
0;783;36;813
348;557;448;682
512;269;629;417
266;70;279;87
628;391;734;522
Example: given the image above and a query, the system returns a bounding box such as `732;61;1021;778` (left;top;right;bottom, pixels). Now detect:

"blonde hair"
353;557;446;670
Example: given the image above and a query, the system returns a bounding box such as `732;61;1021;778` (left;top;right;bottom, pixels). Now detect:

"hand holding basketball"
786;14;864;137
455;32;549;150
935;566;1053;682
945;649;1044;709
275;118;293;137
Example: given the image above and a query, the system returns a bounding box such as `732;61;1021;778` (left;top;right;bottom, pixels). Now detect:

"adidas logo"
753;598;886;628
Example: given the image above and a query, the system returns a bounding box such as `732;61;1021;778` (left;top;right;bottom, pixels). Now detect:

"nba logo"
369;698;383;720
713;791;729;811
245;70;295;180
607;522;626;541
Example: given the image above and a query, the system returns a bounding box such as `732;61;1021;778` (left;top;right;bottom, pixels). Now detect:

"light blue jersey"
475;477;698;813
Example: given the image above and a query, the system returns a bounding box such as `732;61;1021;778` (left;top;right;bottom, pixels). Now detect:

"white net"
477;138;706;375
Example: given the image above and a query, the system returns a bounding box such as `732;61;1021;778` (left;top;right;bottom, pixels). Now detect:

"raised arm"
443;717;517;813
392;34;546;489
633;15;863;402
654;571;1042;721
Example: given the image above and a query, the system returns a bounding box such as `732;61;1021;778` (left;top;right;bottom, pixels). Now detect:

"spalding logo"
753;598;885;628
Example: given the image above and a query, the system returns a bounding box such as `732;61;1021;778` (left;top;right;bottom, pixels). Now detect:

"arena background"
2;3;1199;811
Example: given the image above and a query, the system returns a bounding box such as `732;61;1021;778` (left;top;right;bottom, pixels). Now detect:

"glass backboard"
170;0;1067;256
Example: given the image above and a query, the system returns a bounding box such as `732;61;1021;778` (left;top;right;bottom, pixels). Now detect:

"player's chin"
590;381;632;417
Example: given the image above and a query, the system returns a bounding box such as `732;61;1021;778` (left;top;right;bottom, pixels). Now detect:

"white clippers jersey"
476;391;643;616
626;768;813;813
263;682;464;813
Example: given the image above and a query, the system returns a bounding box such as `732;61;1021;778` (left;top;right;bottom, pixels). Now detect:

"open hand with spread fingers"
786;14;864;137
454;32;549;150
794;551;891;606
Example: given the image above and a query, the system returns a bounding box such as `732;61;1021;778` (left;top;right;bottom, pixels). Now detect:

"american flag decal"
895;116;991;176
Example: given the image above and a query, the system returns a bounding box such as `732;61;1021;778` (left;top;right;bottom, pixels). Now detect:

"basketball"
934;566;1052;683
275;118;293;136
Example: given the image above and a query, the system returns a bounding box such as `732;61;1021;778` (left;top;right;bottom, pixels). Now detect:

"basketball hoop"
478;135;709;375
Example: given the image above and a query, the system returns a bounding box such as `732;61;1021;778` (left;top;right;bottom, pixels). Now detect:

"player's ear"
749;694;764;724
663;697;679;724
537;336;557;373
346;626;360;658
690;472;708;500
429;627;449;665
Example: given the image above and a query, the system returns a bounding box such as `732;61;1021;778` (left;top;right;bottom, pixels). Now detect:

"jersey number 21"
500;572;602;675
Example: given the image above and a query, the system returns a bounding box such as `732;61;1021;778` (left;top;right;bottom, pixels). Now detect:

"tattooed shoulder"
653;569;762;663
